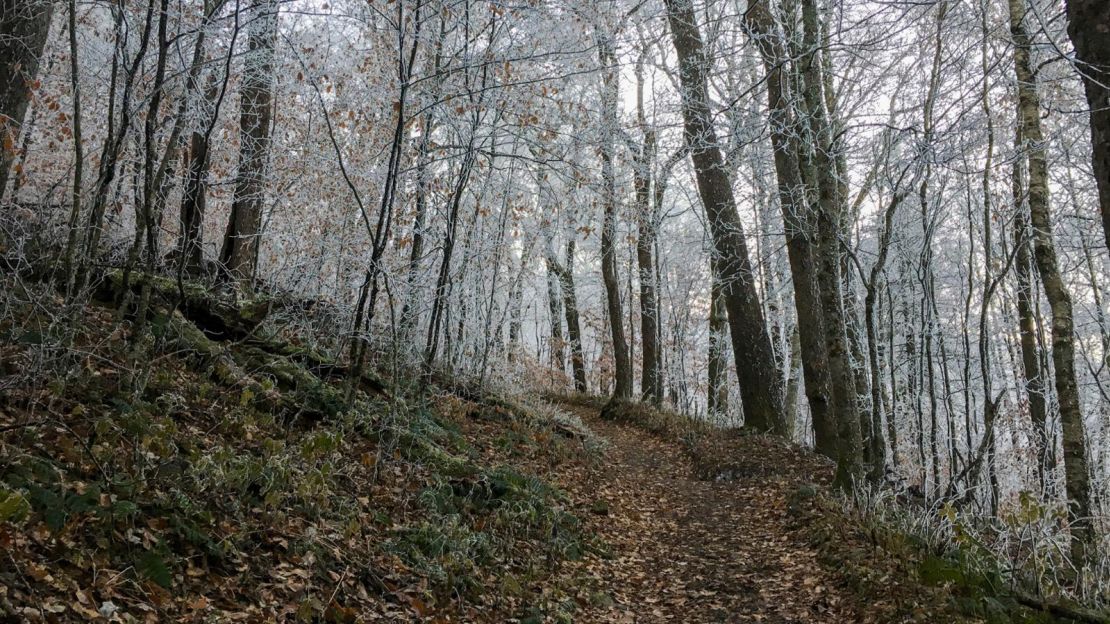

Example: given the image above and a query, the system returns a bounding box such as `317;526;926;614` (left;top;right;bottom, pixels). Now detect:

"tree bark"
706;262;729;420
0;0;53;202
794;0;862;487
1010;0;1092;564
61;0;82;293
1064;0;1110;254
632;48;662;404
1012;125;1050;488
597;35;632;402
220;0;277;286
176;4;223;275
744;0;837;457
178;75;218;274
634;131;661;403
663;0;784;433
545;250;566;377
782;324;801;438
556;239;588;393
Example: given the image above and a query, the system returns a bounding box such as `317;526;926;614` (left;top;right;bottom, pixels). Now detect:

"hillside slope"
0;283;1097;623
0;286;604;622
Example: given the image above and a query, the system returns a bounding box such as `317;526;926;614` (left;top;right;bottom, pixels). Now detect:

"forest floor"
551;401;976;624
0;279;1071;623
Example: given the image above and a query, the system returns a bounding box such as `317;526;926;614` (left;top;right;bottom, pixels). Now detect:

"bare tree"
1064;0;1110;253
1010;0;1092;563
632;47;661;404
744;0;837;457
663;0;785;433
0;0;53;202
220;0;278;286
597;33;632;402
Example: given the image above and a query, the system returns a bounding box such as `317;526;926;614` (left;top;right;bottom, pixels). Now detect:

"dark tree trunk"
1012;127;1049;488
399;11;445;341
635;130;661;404
597;36;631;402
632;51;662;405
78;0;156;291
744;0;837;457
557;240;588;393
221;0;277;286
706;262;729;420
793;0;862;487
0;0;53;202
1065;0;1110;254
663;0;785;433
179;82;215;274
545;252;566;376
425;145;477;370
61;0;82;291
177;18;221;275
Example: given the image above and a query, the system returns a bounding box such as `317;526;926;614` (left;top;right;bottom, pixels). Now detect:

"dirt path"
556;405;865;623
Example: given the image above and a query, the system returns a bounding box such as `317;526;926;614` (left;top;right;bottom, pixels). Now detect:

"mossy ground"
0;289;601;622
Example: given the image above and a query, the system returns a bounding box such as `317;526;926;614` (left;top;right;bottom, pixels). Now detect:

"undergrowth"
825;485;1110;623
0;282;602;622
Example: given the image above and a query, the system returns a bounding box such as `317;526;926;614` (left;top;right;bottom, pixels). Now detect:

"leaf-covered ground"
0;290;1081;623
549;402;976;623
0;293;603;622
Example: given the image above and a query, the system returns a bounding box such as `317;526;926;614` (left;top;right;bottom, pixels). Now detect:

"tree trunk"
557;239;588;393
1064;0;1110;254
795;0;862;487
1011;0;1092;564
0;0;53;202
545;251;566;377
61;0;83;294
176;2;223;275
663;0;784;433
78;0;155;292
863;181;910;481
597;36;631;402
783;324;801;438
399;11;445;342
220;0;277;286
885;284;899;469
635;130;661;404
1012;125;1050;488
706;262;729;420
633;49;663;405
743;0;837;456
178;75;218;274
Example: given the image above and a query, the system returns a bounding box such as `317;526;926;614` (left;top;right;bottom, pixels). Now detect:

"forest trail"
555;404;869;624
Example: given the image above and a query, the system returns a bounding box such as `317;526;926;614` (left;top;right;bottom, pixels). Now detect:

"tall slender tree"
221;0;278;285
1010;0;1092;563
597;34;632;401
633;51;661;404
663;0;784;433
